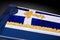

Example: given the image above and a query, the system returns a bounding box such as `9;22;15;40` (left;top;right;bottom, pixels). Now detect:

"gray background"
0;0;60;15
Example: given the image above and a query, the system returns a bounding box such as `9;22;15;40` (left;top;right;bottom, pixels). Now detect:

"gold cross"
24;11;33;18
24;11;45;19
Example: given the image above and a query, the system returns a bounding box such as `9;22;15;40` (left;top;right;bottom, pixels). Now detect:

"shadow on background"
0;0;60;15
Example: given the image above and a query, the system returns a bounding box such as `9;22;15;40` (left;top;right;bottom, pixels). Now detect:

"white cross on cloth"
14;9;60;24
14;9;39;25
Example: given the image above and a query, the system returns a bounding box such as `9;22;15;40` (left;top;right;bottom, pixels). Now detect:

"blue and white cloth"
0;5;60;40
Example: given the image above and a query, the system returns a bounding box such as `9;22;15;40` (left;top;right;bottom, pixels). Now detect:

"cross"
24;11;45;19
24;11;33;18
24;10;45;25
